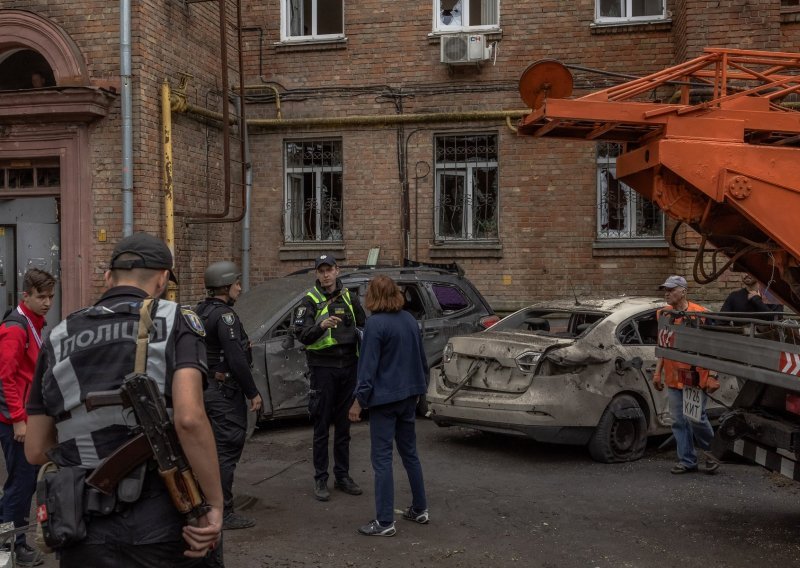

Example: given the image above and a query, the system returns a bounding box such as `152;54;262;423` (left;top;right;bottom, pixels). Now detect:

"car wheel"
588;394;647;463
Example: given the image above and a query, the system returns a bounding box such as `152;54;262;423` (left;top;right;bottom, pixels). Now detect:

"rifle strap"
134;299;155;374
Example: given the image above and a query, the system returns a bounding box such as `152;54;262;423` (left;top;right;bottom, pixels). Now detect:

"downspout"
121;0;133;235
162;80;177;301
240;95;253;291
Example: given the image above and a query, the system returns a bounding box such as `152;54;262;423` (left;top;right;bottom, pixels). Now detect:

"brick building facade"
1;1;798;317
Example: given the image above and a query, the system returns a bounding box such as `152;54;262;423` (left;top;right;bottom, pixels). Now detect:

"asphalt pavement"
220;418;800;568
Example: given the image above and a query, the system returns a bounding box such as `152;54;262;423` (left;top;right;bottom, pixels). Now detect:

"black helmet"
204;261;241;288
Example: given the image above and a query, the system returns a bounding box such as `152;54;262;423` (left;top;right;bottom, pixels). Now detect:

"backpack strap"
1;310;31;350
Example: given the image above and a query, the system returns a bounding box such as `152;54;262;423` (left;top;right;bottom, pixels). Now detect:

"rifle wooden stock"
84;389;127;412
85;433;152;495
159;466;209;526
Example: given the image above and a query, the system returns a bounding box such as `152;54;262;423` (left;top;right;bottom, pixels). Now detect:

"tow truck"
517;48;800;478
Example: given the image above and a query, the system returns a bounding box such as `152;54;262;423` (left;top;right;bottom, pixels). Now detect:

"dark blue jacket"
355;311;428;408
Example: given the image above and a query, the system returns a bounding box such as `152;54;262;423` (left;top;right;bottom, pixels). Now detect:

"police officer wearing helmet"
294;253;366;501
25;232;223;567
195;261;262;538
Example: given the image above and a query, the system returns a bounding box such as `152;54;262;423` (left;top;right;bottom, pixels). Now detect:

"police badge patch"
221;312;236;326
295;306;307;319
181;309;206;337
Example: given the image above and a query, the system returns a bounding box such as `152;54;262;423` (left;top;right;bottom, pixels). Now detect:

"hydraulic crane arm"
516;48;800;311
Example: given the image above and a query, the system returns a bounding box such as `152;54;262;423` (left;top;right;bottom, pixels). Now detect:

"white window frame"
434;134;499;242
281;0;345;43
596;144;664;241
433;0;500;33
594;0;666;24
283;140;344;243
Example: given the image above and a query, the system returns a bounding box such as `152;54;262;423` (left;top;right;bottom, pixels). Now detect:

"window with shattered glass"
284;139;343;242
434;133;499;242
596;143;664;240
434;0;499;32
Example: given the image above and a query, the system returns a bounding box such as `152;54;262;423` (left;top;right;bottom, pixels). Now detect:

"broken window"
283;0;344;40
434;133;499;242
434;0;499;31
284;139;343;243
596;143;664;240
596;0;665;22
432;284;470;314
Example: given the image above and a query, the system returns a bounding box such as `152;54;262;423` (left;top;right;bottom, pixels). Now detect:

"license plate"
682;386;704;423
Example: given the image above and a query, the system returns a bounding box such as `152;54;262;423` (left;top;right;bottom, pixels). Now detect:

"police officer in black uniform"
294;253;366;501
195;261;262;536
24;232;223;567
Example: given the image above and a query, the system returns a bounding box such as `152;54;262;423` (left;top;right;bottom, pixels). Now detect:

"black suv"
237;261;496;423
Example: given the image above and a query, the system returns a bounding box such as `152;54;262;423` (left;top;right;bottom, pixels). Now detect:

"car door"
420;281;482;367
260;305;309;418
616;310;671;431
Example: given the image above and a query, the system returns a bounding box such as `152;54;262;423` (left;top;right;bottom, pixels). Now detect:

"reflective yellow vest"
305;286;357;351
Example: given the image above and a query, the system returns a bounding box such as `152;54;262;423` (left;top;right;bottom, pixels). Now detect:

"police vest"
306;287;357;351
41;299;179;469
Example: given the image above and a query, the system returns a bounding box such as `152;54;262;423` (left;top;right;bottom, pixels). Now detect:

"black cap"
314;253;337;269
110;232;177;282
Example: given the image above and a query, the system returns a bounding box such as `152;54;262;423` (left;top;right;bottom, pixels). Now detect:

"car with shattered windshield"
237;262;497;427
426;297;739;463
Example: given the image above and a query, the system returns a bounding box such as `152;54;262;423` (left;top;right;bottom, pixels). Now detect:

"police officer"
195;261;262;534
294;253;366;501
24;232;223;567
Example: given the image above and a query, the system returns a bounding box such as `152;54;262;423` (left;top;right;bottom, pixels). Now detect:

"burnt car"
237;262;497;425
426;297;739;463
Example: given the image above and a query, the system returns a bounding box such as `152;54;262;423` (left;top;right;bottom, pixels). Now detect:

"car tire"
588;394;647;463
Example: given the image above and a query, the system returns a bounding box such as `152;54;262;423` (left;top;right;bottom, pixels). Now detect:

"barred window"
596;143;663;240
284;139;343;243
434;134;499;242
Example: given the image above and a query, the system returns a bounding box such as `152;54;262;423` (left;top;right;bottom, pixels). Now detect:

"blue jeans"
667;387;714;469
0;421;38;546
369;397;427;525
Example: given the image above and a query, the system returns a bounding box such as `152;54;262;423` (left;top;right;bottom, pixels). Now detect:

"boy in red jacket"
0;268;55;566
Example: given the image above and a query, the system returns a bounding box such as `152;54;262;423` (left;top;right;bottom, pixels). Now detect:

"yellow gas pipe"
162;80;177;301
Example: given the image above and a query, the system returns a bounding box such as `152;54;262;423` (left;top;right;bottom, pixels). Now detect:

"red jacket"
0;303;45;424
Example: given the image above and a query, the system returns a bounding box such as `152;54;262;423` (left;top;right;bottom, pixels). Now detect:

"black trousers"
60;542;204;568
308;364;357;483
204;382;247;517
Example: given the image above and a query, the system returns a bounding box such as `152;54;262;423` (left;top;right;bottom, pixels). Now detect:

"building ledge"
279;243;346;262
274;38;348;53
430;243;503;259
590;19;672;34
592;239;669;257
781;9;800;23
0;87;116;123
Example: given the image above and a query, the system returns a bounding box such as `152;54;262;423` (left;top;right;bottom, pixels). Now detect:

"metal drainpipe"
239;95;253;292
121;0;133;236
162;81;177;301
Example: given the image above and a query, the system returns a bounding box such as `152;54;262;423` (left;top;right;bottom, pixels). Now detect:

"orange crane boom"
517;48;800;311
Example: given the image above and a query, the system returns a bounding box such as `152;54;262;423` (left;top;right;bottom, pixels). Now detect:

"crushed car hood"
450;331;575;364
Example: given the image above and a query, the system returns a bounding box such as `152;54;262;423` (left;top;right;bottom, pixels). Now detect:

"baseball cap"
658;275;687;290
110;232;177;282
314;253;337;269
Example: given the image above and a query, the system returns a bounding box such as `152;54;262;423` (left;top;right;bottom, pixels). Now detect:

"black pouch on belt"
36;463;88;551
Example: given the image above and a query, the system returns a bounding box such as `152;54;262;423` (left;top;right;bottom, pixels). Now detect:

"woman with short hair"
349;275;429;537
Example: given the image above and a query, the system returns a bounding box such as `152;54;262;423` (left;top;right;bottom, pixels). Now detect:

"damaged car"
237;262;497;427
426;297;739;463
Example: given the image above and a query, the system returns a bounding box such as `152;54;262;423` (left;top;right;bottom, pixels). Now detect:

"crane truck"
517;48;800;479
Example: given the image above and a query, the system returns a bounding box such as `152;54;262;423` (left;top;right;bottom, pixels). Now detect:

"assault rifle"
84;373;209;525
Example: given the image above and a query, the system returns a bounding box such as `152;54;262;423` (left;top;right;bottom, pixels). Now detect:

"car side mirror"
281;335;295;350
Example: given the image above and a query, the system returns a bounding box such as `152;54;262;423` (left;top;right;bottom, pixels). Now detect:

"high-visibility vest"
305;286;357;351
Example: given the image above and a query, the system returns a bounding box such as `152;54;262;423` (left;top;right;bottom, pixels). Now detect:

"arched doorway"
0;10;114;318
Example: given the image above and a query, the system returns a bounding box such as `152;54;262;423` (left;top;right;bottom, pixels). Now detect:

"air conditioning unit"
441;33;492;65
